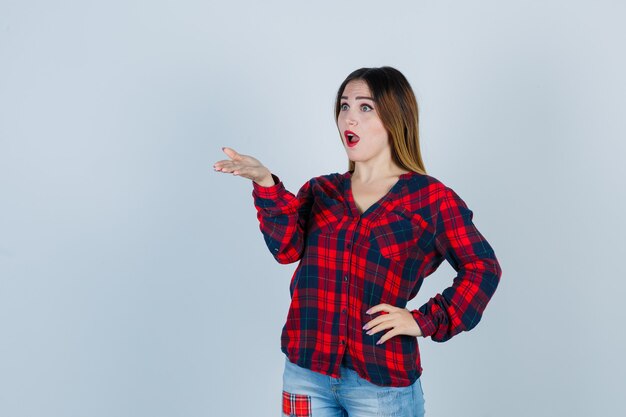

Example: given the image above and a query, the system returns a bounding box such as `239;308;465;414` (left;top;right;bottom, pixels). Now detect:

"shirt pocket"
369;206;433;263
308;196;345;235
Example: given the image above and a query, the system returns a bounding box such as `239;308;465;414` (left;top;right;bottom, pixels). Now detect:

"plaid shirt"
252;170;501;387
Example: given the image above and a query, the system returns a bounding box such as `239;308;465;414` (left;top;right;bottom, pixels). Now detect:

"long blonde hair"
334;66;426;174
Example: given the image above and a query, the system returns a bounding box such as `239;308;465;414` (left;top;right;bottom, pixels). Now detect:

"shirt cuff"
411;309;437;338
251;173;284;199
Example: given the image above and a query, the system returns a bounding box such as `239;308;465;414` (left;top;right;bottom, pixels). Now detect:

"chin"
346;151;373;162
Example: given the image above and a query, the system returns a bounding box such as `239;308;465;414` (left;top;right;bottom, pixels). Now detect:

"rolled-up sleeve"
412;186;502;342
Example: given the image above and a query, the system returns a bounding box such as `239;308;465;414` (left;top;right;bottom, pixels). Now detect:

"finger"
377;328;400;345
363;314;393;331
213;158;235;165
214;163;232;172
232;166;255;179
222;147;242;161
366;303;395;315
215;161;241;173
213;159;233;170
366;319;396;336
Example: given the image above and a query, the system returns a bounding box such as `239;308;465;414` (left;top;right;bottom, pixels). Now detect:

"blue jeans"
281;356;426;417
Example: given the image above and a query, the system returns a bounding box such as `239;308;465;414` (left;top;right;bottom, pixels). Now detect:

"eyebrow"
340;96;375;101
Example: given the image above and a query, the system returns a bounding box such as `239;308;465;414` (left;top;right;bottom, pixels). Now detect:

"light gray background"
1;1;625;416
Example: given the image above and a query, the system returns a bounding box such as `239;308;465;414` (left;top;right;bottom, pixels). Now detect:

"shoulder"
402;172;469;212
309;172;344;185
306;172;345;200
404;171;449;200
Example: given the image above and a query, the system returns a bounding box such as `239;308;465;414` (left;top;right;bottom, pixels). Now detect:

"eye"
361;104;373;112
340;103;349;111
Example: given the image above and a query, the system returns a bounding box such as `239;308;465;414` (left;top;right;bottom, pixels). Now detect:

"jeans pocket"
282;390;312;417
376;385;414;417
413;377;426;416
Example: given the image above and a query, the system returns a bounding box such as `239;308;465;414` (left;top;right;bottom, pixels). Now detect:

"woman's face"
337;80;391;166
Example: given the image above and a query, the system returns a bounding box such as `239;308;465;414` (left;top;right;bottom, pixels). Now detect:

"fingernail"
366;331;372;335
376;340;382;345
366;309;371;314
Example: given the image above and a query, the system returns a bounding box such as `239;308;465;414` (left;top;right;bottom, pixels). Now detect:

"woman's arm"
252;176;314;264
214;146;314;264
411;186;502;342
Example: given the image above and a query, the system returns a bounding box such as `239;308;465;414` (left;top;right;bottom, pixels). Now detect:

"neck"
352;161;408;183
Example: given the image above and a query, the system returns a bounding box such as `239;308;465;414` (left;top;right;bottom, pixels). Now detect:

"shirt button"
346;243;351;249
343;276;348;282
342;308;347;314
340;340;346;345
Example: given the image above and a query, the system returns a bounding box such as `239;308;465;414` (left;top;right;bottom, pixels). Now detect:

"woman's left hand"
363;304;423;344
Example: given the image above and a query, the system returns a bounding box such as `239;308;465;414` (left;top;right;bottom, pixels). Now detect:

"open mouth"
344;130;360;147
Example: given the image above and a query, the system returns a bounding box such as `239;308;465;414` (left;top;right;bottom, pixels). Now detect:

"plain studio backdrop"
1;1;625;416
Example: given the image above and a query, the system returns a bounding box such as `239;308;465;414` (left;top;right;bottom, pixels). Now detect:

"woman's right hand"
213;147;275;187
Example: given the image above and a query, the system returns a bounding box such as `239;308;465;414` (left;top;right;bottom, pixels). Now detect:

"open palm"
213;147;274;186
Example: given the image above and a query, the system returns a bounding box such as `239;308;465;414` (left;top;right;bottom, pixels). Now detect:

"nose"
340;106;358;126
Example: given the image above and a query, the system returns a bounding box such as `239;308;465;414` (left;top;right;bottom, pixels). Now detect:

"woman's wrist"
253;170;275;187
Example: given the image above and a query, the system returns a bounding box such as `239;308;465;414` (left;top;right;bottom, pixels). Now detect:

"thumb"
222;146;242;160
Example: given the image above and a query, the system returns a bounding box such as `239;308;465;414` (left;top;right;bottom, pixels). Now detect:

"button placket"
339;221;357;358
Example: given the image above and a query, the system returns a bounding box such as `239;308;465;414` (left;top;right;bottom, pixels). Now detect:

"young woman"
213;66;502;417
